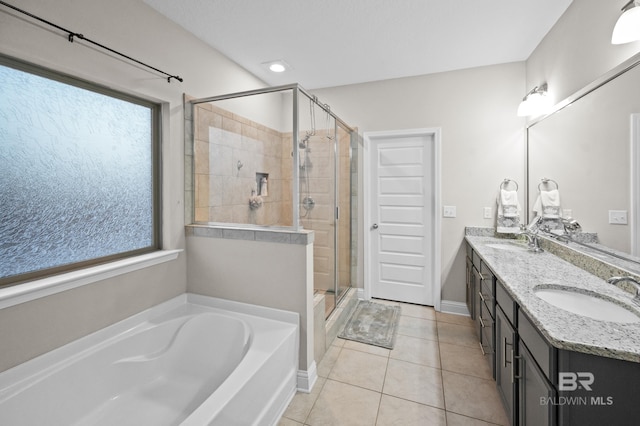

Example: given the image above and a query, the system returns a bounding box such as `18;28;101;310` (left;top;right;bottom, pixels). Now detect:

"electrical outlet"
609;210;628;225
443;206;457;218
483;207;492;219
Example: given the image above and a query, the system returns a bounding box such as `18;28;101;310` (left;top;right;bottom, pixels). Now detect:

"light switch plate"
609;210;628;225
483;207;492;219
443;206;457;218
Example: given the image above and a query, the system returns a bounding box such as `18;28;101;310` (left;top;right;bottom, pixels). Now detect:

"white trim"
0;250;182;310
362;128;442;309
356;288;365;300
439;300;470;316
433;128;442;311
296;361;318;393
631;113;640;256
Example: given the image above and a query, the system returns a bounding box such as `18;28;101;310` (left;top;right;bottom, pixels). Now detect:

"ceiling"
144;0;573;89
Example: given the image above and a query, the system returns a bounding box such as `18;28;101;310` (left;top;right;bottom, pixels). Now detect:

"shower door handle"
371;223;379;230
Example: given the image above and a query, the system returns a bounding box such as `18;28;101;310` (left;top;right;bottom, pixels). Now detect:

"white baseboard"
439;300;470;316
297;361;318;393
356;288;365;300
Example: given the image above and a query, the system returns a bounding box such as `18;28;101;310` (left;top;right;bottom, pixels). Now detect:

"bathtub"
0;293;299;426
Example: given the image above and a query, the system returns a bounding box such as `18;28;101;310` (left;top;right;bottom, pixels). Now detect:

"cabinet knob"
372;223;379;230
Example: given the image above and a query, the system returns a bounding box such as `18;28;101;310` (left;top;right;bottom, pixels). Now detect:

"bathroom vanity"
465;230;640;426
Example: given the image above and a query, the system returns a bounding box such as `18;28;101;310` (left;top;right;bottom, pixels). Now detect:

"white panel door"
369;133;435;305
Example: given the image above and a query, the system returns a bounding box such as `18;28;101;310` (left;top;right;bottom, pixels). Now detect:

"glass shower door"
335;123;353;307
298;94;354;318
299;98;336;316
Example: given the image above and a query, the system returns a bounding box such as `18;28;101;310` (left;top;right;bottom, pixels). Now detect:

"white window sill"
0;250;183;310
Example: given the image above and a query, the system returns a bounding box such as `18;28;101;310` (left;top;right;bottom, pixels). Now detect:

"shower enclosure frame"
186;83;356;315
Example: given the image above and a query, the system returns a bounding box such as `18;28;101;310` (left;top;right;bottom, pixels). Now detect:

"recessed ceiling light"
269;63;286;73
262;60;291;73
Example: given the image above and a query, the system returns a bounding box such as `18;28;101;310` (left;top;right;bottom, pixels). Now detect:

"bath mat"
338;300;401;349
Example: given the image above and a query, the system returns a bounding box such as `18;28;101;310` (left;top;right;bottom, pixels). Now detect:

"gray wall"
0;0;267;373
314;63;526;305
526;0;640;108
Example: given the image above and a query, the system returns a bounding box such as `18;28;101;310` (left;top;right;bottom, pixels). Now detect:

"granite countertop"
465;234;640;363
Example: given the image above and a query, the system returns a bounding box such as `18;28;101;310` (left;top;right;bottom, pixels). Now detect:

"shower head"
299;133;312;149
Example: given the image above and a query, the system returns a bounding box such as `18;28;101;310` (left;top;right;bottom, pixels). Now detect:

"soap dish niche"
256;172;269;197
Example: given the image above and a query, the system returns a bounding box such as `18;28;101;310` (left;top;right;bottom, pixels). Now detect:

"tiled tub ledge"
185;224;314;245
466;234;640;362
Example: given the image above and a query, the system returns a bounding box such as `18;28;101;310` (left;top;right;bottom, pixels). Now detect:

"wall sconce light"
517;83;551;117
612;1;640;44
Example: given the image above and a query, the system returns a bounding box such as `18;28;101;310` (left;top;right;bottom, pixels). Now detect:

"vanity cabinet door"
466;255;475;319
496;306;517;425
518;341;556;426
473;266;484;339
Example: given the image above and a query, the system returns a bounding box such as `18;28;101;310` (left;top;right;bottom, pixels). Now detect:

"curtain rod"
0;1;183;83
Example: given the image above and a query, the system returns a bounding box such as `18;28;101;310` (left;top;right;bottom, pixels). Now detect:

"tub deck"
0;294;299;426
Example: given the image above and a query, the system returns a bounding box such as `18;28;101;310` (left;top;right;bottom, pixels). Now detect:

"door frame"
363;128;441;310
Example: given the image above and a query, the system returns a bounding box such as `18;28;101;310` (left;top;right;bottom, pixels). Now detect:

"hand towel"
533;189;561;219
496;189;521;233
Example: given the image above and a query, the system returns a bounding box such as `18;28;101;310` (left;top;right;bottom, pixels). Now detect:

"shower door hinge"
336;206;340;220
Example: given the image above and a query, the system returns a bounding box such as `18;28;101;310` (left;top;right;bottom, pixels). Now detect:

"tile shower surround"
187;100;353;296
192;102;291;226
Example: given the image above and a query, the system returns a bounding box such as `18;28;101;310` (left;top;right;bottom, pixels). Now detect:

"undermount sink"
534;285;640;323
484;241;528;251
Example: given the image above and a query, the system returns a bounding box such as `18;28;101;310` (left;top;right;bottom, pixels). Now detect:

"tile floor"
279;300;509;426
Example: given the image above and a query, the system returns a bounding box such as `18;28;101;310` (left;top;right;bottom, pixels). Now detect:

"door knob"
372;223;379;229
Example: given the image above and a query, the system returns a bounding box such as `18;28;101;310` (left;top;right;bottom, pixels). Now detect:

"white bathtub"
0;294;299;426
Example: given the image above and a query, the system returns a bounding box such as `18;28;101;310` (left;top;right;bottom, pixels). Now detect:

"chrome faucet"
561;217;582;235
607;276;640;307
520;216;544;253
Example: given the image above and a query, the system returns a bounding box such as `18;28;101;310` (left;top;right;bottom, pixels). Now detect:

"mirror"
527;54;640;261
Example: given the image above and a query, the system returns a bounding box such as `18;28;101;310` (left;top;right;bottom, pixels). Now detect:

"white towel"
496;189;521;233
533;189;561;219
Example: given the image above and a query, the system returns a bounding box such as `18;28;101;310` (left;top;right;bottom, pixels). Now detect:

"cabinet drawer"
478;299;494;331
472;250;482;269
480;260;494;284
496;279;516;325
518;309;555;380
479;284;494;320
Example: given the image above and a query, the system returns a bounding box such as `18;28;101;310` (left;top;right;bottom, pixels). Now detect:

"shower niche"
185;84;357;317
256;172;269;197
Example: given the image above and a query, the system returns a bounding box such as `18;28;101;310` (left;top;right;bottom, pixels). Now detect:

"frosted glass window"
0;60;159;286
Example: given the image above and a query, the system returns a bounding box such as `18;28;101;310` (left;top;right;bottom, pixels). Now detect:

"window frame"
0;54;162;288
